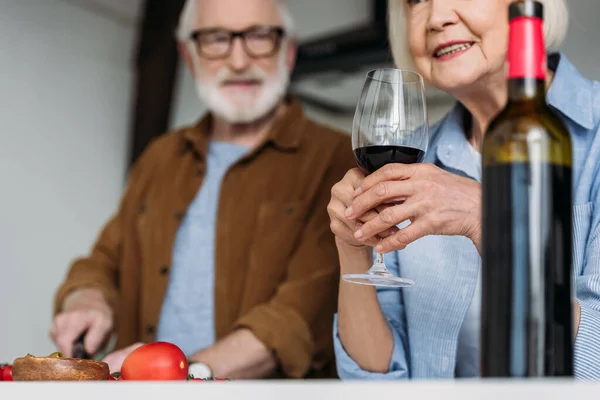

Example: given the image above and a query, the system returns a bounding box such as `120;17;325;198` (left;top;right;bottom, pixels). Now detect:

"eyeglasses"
189;26;286;59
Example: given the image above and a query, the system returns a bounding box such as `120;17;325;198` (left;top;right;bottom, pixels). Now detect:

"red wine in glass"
354;144;425;173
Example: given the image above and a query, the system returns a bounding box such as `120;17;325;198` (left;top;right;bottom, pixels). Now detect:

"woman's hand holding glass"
345;162;483;254
328;168;399;250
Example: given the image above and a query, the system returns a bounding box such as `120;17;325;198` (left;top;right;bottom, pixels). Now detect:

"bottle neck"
506;15;546;106
507;77;546;105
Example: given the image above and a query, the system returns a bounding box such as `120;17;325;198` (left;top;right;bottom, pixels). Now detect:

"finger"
375;222;426;253
328;197;350;222
346;167;366;189
357;208;380;224
347;180;415;219
54;313;70;335
354;201;420;242
51;314;71;352
332;169;365;207
84;312;112;355
379;226;400;238
375;204;394;214
330;197;378;232
331;218;380;247
357;208;398;239
57;314;90;358
330;196;383;246
354;163;418;196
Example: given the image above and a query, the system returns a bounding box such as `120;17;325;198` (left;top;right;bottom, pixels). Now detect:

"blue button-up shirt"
333;53;600;381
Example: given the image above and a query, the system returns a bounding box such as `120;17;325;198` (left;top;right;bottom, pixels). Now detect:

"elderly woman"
328;0;600;380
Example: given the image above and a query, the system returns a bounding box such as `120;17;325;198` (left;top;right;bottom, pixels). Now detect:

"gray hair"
387;0;569;69
175;0;296;42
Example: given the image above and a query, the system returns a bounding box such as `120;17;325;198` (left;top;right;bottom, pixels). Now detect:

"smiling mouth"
433;42;475;58
222;79;261;87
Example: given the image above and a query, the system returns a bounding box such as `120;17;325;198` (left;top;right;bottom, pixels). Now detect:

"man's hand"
102;342;144;373
188;329;276;379
49;288;114;358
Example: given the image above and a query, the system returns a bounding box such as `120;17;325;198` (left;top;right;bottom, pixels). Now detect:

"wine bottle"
481;0;574;377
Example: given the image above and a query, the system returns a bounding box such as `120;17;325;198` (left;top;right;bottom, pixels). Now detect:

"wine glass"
342;68;429;288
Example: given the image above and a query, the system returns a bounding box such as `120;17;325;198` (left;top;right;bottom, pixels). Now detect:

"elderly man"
49;0;354;380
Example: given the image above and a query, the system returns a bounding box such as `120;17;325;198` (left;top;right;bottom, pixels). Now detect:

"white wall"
0;0;138;361
561;0;600;82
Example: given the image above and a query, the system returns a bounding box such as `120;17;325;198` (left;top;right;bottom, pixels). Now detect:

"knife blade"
72;331;90;360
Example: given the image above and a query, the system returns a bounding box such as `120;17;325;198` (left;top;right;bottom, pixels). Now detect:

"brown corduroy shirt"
53;97;355;379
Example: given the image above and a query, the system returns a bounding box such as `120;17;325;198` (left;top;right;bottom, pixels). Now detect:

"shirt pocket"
245;201;310;301
573;201;594;276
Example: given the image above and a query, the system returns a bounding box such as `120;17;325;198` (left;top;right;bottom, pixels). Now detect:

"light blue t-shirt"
156;140;249;356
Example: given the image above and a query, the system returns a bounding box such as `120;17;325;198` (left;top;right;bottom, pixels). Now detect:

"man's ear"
178;42;196;79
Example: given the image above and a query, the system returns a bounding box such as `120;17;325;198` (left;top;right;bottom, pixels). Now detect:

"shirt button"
159;265;169;276
146;325;155;335
197;167;205;176
139;203;146;213
174;211;185;221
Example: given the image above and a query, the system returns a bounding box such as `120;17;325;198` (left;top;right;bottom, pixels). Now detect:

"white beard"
194;50;290;124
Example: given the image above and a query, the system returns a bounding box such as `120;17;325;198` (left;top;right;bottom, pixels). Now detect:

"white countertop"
0;379;597;399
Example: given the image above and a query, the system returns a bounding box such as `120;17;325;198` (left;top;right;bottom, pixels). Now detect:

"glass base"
342;265;414;287
342;273;414;287
342;253;414;287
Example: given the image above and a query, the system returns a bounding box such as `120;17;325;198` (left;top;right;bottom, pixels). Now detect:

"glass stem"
369;252;388;275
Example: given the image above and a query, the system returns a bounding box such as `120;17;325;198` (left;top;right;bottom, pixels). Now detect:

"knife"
72;331;90;360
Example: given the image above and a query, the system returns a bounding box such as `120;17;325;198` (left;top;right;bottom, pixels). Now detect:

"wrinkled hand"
102;342;144;373
328;168;399;249
346;163;481;254
49;288;114;358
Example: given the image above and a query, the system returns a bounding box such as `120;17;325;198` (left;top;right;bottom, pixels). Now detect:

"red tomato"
0;365;4;381
120;342;188;381
2;365;12;381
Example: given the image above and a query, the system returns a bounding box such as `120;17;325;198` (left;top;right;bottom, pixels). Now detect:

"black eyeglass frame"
189;25;286;59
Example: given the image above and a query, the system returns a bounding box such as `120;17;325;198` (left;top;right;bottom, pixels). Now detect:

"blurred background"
0;0;598;361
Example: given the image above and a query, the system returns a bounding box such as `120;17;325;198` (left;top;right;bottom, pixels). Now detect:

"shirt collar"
181;94;306;158
546;52;594;130
433;103;481;181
